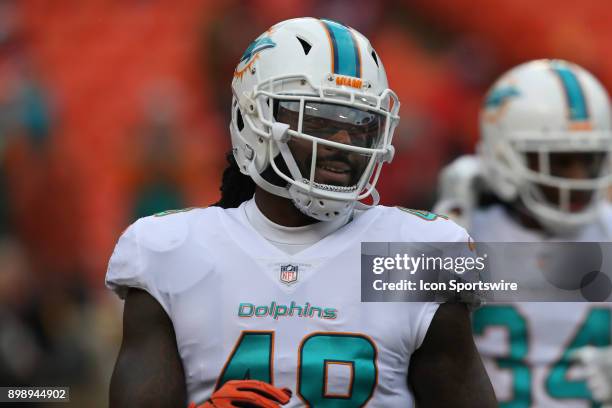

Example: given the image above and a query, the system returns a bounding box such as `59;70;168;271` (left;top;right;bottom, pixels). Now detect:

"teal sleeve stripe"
550;62;589;121
321;19;361;78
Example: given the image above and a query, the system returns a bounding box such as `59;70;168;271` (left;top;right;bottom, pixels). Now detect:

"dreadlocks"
213;151;256;208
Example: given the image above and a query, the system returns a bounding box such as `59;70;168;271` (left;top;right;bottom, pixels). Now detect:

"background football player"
435;59;612;407
105;17;496;407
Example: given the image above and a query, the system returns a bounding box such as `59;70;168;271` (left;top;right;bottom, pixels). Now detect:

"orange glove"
188;380;292;408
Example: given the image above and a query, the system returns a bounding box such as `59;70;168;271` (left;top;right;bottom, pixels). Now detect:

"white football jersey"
469;203;612;408
106;202;470;407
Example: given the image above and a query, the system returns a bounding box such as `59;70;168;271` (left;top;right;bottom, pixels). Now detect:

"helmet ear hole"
371;50;379;67
236;108;244;132
296;36;312;55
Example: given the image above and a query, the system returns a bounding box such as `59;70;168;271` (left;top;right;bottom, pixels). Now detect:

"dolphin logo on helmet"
234;32;277;80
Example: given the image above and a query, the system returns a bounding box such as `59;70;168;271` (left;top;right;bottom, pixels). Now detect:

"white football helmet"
230;17;400;221
479;59;612;233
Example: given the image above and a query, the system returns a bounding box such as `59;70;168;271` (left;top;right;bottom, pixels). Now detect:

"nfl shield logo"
280;264;298;285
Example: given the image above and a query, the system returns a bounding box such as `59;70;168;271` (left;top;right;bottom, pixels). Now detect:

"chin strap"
272;122;304;183
245;123;295;199
354;184;380;210
383;145;395;163
247;159;291;198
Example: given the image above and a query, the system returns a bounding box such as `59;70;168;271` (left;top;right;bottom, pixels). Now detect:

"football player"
106;18;496;407
434;59;612;407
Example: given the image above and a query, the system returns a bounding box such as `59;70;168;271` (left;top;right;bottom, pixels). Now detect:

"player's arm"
110;288;187;407
408;303;497;407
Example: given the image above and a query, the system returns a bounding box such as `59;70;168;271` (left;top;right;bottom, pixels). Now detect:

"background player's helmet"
479;59;612;232
230;17;400;221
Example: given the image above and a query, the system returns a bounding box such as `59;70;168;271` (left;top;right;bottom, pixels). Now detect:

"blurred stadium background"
1;0;612;406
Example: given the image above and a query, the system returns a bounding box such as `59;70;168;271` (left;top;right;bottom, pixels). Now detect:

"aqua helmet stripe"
321;19;361;78
550;61;589;122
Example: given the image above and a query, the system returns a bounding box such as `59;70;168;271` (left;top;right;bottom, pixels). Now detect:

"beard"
262;150;365;189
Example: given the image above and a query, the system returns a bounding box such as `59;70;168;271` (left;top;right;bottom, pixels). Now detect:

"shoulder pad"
391;206;472;244
395;207;449;222
135;207;208;252
434;155;482;228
